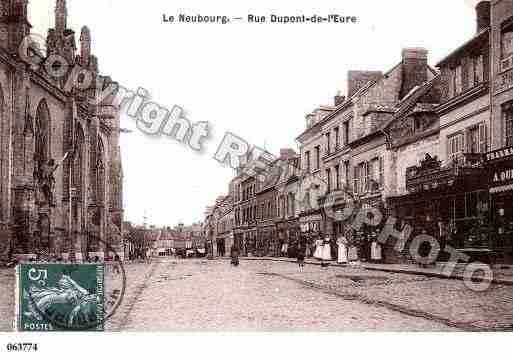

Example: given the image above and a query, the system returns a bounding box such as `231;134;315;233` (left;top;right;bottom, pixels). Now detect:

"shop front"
274;219;299;257
319;191;358;260
256;223;276;257
388;154;489;263
299;211;323;258
487;145;513;262
234;230;244;253
243;229;257;257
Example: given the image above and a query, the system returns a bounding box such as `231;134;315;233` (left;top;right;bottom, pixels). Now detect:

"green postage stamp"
15;264;105;332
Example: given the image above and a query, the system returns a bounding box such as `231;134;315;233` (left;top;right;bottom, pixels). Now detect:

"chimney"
279;148;297;160
400;47;428;100
476;1;491;33
334;92;346;106
347;71;383;97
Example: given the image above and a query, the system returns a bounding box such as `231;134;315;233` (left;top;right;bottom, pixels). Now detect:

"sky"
28;0;481;227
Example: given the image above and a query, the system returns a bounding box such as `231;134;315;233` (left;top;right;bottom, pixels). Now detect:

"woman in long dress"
281;241;288;257
321;237;332;261
371;240;382;263
337;236;348;264
313;237;323;260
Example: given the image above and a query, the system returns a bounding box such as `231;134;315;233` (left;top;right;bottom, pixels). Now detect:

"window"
465;191;479;218
353;166;359;194
344;161;350;189
503;31;513;59
504;101;513;146
368;158;381;191
413;116;423;133
466;124;487;154
474;55;484;84
335;165;340;190
343;121;350;145
305;151;311;172
315;146;320;170
326;168;331;193
354;163;367;194
325;133;331;155
467;126;479;154
448;133;465;161
448;70;455;98
455;65;462;95
334;127;340;150
479;123;487;153
468;57;475;89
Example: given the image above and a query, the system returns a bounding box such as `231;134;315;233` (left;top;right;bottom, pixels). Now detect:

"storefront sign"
486;145;513;162
490;159;513;187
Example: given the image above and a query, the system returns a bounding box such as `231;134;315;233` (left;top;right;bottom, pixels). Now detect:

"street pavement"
0;268;14;332
1;259;513;331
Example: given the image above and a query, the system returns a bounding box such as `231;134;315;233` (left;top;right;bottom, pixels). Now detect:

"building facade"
488;0;513;262
0;0;124;262
208;0;513;264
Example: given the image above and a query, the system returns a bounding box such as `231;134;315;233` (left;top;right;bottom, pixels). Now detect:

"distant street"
2;259;513;332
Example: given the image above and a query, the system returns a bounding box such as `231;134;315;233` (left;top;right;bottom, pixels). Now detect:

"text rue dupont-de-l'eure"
162;14;358;25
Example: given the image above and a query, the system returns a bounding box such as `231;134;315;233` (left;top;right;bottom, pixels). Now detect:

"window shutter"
468;58;475;89
479;123;487;153
364;162;369;192
379;157;384;187
354;166;359;194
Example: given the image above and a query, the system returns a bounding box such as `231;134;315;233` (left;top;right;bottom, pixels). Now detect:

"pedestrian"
281;240;288;258
296;240;306;271
230;244;240;267
113;254;121;275
371;239;383;263
337;235;348;264
321;236;332;267
313;235;323;260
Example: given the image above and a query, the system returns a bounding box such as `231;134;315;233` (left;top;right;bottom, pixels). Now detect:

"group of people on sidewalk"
306;234;383;266
228;233;384;270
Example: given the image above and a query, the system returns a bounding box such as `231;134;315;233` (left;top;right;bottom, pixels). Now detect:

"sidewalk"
364;263;513;285
239;256;513;286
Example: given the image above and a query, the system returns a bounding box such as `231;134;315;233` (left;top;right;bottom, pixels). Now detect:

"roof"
436;29;489;67
296;62;406;142
385;75;441;130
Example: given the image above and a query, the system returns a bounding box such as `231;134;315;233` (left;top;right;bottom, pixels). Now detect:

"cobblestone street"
106;259;513;331
2;259;513;332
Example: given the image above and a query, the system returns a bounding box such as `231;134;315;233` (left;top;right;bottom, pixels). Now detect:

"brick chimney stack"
400;47;428;100
476;1;491;33
279;148;297;160
347;71;383;97
334;92;346;106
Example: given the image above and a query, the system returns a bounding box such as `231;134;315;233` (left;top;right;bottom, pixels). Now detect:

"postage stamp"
15;264;105;331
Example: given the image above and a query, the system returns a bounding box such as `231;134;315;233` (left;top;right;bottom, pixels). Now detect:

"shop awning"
490;183;513;194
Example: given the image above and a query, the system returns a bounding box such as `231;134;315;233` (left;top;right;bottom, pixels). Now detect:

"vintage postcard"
0;0;512;357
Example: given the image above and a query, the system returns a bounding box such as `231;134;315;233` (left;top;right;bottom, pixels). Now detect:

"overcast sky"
28;0;480;227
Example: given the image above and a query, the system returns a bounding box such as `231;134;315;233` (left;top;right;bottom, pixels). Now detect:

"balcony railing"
406;153;485;193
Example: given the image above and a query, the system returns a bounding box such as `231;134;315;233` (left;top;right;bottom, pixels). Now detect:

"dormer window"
501;18;513;72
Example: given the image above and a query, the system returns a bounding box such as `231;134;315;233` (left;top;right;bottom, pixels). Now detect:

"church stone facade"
0;0;124;261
